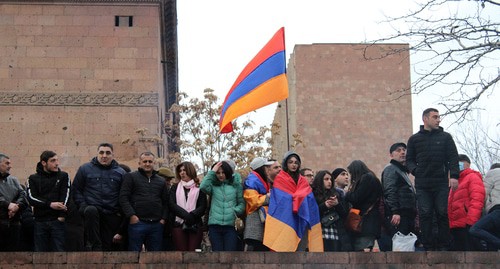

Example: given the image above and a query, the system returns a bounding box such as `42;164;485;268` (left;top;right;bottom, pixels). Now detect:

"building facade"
272;43;412;176
0;0;177;181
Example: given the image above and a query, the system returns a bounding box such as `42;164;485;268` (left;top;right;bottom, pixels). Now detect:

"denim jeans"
128;220;164;251
469;209;500;250
208;225;239;251
34;219;66;252
416;184;450;250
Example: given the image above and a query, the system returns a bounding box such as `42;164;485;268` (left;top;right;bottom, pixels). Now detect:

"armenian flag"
263;171;324;252
219;27;289;133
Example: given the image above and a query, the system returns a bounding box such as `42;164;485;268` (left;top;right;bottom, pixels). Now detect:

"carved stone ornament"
0;92;158;107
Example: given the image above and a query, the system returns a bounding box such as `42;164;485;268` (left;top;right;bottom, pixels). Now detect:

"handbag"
234;212;245;233
345;203;375;233
321;211;340;227
392;232;417;251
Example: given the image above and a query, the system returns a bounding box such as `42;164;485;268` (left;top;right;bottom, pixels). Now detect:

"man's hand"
113;234;123;243
50;202;67;211
130;215;140;224
391;214;401;226
449;178;459;191
8;203;19;218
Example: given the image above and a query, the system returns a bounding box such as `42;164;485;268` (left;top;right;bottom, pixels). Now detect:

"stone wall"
0;2;166;181
0;251;497;268
272;44;412;176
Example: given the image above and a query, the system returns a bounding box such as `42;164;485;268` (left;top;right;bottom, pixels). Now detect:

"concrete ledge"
0;251;497;268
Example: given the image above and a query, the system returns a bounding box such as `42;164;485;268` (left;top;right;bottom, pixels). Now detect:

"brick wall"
272;44;412;176
0;2;165;181
0;251;497;268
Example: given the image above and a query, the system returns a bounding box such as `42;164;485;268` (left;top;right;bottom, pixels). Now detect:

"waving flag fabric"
263;171;324;252
219;27;289;133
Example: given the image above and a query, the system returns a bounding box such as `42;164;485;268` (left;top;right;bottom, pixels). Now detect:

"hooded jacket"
72;157;126;214
406;126;460;188
200;170;245;226
448;168;485;228
27;162;71;221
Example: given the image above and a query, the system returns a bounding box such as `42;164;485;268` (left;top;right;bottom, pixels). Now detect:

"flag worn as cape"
219;27;289;133
263;170;324;252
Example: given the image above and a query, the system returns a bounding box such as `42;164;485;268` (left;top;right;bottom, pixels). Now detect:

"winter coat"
345;172;383;237
243;171;270;242
381;160;416;216
484;168;500;214
72;157;126;214
200;170;245;226
448;168;485;228
119;168;168;222
406;126;460;188
0;173;28;222
27;162;71;221
168;183;207;227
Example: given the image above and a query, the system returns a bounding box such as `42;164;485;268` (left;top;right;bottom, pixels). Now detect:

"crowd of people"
0;107;499;252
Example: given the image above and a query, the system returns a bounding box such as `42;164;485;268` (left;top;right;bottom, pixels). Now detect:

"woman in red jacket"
448;154;485;251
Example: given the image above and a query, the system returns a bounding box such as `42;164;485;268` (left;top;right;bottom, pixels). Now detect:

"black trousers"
80;206;123;251
0;222;21;251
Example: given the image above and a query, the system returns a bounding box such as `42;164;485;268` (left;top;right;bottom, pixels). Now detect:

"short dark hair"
140;152;155;159
40;150;57;162
458;154;471;164
422;108;439;119
490;163;500;170
118;163;132;173
300;168;313;175
98;142;114;151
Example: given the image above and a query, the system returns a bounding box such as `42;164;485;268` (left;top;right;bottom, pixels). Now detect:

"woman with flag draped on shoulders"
263;151;324;252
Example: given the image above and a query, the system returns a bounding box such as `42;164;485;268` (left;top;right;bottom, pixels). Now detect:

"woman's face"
179;165;190;182
215;167;226;181
287;156;300;172
323;173;332;190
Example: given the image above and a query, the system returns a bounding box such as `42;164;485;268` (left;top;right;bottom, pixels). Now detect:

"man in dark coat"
406;108;459;251
381;142;417;250
72;143;126;251
27;150;71;251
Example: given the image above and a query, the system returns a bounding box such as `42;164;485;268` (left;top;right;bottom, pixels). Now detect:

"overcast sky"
176;0;500;133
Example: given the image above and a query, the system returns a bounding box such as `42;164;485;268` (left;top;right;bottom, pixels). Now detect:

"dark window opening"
115;16;133;27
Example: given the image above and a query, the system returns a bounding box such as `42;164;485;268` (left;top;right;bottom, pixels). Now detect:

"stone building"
272;43;412;176
0;0;178;181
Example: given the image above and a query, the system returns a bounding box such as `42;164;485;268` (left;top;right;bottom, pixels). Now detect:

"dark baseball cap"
389;142;407;153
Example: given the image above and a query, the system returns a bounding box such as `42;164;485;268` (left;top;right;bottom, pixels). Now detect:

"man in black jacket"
119;152;168;251
72;143;126;251
406;108;459;251
0;153;28;251
382;143;417;240
27;150;70;251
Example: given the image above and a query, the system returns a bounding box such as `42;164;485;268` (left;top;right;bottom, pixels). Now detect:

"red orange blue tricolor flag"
219;27;289;133
263;171;324;252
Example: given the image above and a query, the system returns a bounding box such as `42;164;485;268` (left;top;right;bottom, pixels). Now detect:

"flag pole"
285;98;290;151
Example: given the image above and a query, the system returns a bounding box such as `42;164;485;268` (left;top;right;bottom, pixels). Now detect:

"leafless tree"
452;113;500;174
174;88;271;174
367;0;499;121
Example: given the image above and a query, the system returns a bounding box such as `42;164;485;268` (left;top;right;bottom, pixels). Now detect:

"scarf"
175;179;200;224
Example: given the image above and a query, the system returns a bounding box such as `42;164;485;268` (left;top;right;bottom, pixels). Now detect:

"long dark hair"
211;161;234;183
253;165;269;183
347;160;377;191
311;170;336;202
283;154;301;182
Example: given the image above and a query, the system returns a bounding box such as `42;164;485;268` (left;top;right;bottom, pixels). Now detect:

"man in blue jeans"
119;152;168;251
406;108;459;251
470;163;500;250
27;150;71;252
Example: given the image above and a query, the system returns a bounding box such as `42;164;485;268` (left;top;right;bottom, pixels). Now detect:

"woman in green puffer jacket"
200;160;245;251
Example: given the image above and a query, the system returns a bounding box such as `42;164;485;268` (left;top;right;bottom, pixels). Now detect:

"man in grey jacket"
0;153;28;251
